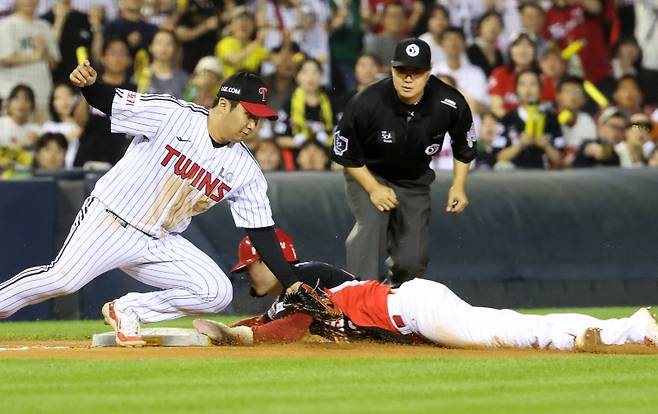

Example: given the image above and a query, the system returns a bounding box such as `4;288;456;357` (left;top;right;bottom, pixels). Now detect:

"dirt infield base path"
1;339;656;360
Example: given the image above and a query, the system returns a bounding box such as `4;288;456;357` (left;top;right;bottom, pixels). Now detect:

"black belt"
105;209;157;239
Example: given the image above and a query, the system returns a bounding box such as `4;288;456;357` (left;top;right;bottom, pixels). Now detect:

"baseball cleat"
631;307;658;346
193;319;254;346
101;301;146;347
574;327;603;352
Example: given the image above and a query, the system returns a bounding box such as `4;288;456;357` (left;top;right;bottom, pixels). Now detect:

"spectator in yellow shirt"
216;7;268;77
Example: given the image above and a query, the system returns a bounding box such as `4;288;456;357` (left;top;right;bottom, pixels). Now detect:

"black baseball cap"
391;38;431;70
217;72;278;120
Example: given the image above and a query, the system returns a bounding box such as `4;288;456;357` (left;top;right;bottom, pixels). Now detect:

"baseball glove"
282;282;342;321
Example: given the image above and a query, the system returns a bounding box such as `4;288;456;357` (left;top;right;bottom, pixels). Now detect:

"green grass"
1;357;658;414
1;307;657;414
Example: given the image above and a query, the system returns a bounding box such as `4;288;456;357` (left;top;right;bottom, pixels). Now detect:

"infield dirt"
1;339;656;360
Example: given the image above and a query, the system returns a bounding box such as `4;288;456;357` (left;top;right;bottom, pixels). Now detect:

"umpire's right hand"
369;184;399;212
70;60;98;87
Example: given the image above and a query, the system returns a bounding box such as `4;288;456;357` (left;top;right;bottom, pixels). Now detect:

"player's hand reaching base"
69;60;97;87
446;185;468;213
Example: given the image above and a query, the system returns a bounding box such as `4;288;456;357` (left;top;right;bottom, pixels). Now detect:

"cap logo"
258;87;268;102
220;86;241;94
406;44;420;57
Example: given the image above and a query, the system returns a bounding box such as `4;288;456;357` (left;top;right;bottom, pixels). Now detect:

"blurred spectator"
364;2;407;71
103;0;158;57
41;82;83;169
333;53;381;117
466;11;504;77
611;37;643;79
538;46;567;104
296;139;330;171
275;58;335;149
543;0;615;84
98;38;135;89
175;0;220;74
0;0;61;123
34;132;67;172
254;139;283;171
615;113;653;168
329;0;366;92
36;0;119;21
41;0;96;84
144;0;181;29
333;52;381;116
612;75;645;118
136;29;189;97
354;53;381;93
0;0;13;16
475;110;504;170
74;39;134;167
418;4;449;68
649;147;658;168
216;8;268;78
518;1;548;55
440;0;520;47
635;1;658;72
555;76;597;165
256;0;305;56
298;0;332;73
488;32;552;118
262;45;300;112
366;0;424;35
184;56;223;109
496;70;564;169
432;26;489;114
572;106;626;168
0;84;40;150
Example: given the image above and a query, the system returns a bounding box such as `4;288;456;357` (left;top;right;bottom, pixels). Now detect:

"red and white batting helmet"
230;228;298;273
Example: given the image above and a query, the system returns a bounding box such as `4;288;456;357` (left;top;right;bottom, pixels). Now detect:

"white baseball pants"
389;278;648;350
0;197;232;322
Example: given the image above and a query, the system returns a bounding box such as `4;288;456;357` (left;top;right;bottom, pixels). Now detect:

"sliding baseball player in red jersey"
0;62;303;347
194;230;658;351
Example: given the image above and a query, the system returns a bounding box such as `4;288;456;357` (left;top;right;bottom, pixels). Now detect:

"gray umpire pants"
344;170;434;284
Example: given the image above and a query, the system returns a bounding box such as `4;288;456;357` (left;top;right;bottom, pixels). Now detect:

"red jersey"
329;280;396;332
543;3;612;84
488;66;556;113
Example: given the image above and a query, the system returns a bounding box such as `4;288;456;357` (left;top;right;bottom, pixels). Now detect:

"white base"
91;327;212;347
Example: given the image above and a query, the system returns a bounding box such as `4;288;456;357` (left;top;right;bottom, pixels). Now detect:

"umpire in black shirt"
332;38;477;285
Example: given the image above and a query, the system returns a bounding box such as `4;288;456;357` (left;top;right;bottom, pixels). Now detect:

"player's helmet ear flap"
230;228;298;273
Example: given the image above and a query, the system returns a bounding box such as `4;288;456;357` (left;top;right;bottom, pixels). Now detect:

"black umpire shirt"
332;76;477;182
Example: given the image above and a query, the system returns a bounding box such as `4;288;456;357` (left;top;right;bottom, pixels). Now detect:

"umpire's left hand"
446;186;469;214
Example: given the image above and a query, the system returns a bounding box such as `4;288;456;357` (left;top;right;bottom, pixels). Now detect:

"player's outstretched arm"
244;226;298;288
70;60;115;115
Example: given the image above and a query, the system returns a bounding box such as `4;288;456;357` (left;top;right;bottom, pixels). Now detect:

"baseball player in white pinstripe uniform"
0;61;301;346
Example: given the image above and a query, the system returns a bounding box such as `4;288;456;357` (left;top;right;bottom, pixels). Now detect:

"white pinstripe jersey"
91;88;274;238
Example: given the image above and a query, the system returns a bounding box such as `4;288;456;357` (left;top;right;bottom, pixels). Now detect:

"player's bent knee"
199;278;232;313
45;269;79;297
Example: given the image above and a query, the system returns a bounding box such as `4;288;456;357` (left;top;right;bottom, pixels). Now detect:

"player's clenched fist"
69;60;97;87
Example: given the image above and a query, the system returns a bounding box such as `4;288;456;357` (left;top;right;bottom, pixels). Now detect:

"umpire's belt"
387;293;413;335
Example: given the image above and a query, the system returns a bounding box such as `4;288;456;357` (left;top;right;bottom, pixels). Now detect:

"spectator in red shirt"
543;0;614;85
488;31;552;118
538;46;568;105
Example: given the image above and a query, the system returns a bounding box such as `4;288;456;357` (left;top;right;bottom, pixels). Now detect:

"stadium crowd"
0;0;657;178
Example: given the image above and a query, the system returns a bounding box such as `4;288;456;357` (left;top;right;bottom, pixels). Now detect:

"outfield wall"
1;169;657;320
